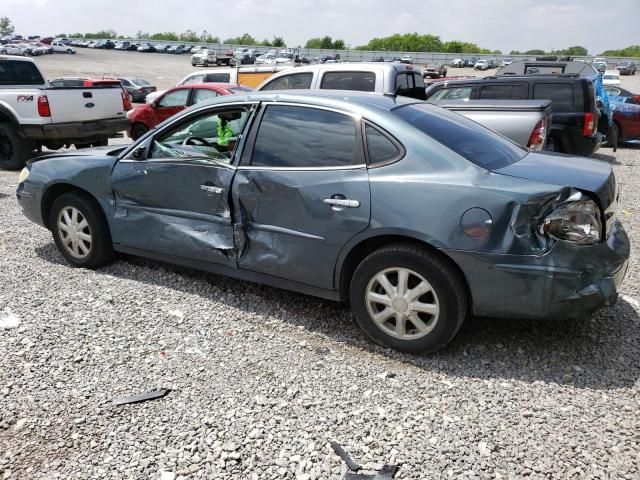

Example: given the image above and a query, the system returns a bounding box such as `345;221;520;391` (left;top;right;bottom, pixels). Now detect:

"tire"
49;192;113;268
0;123;35;170
67;49;73;54
0;50;6;55
130;123;149;141
349;243;469;353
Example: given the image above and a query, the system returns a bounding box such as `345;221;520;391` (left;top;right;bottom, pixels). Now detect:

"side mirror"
131;147;146;161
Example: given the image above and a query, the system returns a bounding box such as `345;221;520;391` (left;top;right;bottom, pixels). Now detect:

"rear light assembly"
37;95;51;117
583;112;595;136
121;88;132;111
539;190;602;245
527;118;547;150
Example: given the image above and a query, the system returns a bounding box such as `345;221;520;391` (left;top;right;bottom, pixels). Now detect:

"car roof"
275;62;420;73
190;89;419;113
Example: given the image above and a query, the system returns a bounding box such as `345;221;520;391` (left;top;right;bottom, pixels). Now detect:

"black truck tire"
0;123;35;170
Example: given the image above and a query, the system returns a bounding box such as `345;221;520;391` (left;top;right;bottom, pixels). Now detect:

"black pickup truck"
424;62;604;156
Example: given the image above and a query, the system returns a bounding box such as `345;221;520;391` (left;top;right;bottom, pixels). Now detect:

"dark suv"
425;74;602;156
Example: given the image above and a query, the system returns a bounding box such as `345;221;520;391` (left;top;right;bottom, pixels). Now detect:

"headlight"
17;167;30;184
539;192;602;245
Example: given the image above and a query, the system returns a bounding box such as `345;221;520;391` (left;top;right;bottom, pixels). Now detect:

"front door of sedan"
233;104;371;290
111;105;254;266
151;88;191;125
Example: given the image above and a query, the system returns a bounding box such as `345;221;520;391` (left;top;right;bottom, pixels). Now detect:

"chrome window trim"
118;100;260;160
242;102;365;170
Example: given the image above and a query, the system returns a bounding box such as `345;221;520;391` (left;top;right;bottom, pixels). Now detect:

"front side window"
428;86;473;101
251;105;359;168
261;73;313;91
180;74;204;85
320;72;375;92
150;108;249;163
157;89;190;108
393;103;527;170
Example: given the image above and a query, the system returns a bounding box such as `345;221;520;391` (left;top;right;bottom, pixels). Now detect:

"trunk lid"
495;151;618;231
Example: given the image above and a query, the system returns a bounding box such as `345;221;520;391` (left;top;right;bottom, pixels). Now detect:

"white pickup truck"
0;56;130;169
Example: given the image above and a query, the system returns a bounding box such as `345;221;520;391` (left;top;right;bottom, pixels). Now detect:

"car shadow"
35;243;640;391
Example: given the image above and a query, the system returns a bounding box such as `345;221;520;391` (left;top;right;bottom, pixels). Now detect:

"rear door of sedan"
232;103;371;290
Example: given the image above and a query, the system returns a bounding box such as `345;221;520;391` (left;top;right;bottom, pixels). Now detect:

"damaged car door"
110;105;254;265
233;103;371;289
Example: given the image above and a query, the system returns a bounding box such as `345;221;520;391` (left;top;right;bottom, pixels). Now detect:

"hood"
30;145;125;164
495;151;616;208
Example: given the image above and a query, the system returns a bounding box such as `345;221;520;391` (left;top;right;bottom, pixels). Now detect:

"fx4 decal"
17;95;34;102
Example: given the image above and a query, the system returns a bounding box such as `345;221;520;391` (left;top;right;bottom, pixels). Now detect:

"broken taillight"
528;118;547;150
37;95;51;117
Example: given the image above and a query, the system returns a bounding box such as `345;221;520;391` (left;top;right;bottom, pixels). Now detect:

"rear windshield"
133;78;151;86
393;103;527;170
0;60;44;85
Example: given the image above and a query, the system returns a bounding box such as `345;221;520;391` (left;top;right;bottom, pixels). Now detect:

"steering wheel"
182;136;214;148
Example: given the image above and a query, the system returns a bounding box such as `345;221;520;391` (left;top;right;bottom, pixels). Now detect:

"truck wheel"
0;123;35;170
349;243;469;353
130;123;149;141
49;192;113;269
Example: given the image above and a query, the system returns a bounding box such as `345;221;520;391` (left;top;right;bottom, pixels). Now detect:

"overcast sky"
3;0;638;53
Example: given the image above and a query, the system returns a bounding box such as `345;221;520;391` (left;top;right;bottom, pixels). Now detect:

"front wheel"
49;192;113;268
0;123;35;170
350;243;469;353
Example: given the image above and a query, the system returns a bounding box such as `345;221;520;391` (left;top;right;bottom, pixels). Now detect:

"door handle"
200;184;224;194
323;198;360;208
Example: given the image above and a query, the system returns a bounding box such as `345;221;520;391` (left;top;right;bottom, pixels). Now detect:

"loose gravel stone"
0;55;639;478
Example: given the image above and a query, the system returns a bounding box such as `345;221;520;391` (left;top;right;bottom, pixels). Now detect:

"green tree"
179;30;200;42
305;36;345;49
271;36;286;48
524;49;545;55
358;33;442;52
332;39;345;50
600;45;640;57
224;33;258;45
0;17;15;37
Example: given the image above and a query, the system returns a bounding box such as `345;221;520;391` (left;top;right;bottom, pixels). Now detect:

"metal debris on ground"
331;441;399;479
112;388;171;406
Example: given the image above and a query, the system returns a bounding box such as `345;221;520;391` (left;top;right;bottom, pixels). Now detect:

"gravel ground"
0;51;639;479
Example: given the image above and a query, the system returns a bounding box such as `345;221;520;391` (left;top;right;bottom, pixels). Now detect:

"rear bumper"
445;220;630;320
22;118;129;141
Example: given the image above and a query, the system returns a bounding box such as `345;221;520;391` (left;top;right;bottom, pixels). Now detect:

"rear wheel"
350;243;469;353
49;192;113;268
0;123;35;170
130;123;149;141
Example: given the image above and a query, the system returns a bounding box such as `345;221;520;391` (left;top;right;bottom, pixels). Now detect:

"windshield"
393;103;528;170
603;75;618;80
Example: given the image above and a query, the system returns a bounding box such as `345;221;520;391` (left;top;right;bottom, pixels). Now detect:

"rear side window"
192;88;219;104
479;84;526;100
365;125;402;165
393;103;527;170
428;87;473;100
0;61;44;85
251;105;359;168
395;72;427;100
321;71;375;92
533;83;574;112
261;73;313;91
158;89;190;108
204;73;231;83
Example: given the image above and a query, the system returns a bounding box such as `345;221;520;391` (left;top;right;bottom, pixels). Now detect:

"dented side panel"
233;167;371;289
110;159;236;266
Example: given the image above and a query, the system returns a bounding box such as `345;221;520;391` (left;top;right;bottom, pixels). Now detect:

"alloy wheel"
365;267;440;340
57;206;92;259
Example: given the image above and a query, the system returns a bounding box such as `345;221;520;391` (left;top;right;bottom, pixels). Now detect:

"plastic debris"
113;388;171;406
0;309;20;330
331;441;399;479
